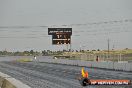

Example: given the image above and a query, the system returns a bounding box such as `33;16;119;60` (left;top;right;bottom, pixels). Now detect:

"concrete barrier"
40;58;132;72
0;72;31;88
114;63;126;71
0;76;4;87
30;57;132;71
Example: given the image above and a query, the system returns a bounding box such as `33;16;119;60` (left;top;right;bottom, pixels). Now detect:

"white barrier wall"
41;58;132;72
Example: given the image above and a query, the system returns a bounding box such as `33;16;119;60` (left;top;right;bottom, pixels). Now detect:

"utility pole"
108;39;110;59
112;44;115;60
80;45;82;52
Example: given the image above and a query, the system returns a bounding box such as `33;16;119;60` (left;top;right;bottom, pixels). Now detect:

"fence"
74;53;132;62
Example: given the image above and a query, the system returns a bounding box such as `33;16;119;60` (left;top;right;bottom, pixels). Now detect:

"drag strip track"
0;61;132;88
0;61;82;88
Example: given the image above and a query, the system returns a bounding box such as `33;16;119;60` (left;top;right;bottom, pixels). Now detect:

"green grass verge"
16;58;32;62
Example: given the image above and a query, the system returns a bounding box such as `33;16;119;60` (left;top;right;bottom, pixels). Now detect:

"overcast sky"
0;0;132;51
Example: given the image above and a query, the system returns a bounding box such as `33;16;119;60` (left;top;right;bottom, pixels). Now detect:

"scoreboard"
48;28;72;45
52;34;71;44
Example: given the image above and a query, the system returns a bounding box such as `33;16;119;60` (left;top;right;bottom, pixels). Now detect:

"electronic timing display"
48;28;72;45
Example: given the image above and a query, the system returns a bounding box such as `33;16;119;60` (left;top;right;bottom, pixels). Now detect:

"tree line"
0;49;109;56
0;50;66;56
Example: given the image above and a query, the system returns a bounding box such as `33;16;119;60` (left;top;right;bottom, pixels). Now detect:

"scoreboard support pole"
66;44;68;51
70;37;72;52
70;37;72;58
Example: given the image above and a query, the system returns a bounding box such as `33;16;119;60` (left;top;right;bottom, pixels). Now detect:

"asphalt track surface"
0;61;132;88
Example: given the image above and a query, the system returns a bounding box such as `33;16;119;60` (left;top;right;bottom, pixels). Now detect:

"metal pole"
120;53;121;61
108;39;110;59
70;36;72;58
67;44;68;51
